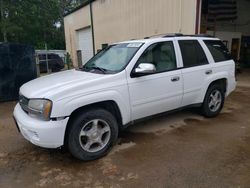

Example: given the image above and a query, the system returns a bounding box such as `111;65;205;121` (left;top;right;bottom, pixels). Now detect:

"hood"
20;69;105;99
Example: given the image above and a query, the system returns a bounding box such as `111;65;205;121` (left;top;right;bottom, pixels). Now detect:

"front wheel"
201;84;225;118
66;108;119;161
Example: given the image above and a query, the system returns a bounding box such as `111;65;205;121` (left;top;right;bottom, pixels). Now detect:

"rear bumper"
227;79;237;96
13;103;69;148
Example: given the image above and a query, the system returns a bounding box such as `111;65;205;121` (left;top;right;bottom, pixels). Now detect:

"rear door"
203;40;236;95
178;39;212;106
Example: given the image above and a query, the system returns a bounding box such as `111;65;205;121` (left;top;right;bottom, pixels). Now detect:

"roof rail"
143;33;214;39
144;33;183;39
162;33;183;37
185;34;214;38
163;34;214;38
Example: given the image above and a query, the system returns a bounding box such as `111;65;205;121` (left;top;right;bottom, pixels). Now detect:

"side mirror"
134;63;156;76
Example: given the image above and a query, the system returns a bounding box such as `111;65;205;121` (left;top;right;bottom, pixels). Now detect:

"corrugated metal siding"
64;0;197;67
93;0;197;51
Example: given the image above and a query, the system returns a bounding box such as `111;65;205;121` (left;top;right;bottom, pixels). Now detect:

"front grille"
19;95;29;113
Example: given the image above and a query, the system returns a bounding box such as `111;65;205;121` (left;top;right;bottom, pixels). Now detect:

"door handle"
205;70;213;75
171;76;180;82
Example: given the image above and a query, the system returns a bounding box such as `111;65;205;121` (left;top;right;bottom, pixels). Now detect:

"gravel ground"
0;71;250;188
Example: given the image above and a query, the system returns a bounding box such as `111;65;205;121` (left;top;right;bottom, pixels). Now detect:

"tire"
201;84;225;118
66;108;119;161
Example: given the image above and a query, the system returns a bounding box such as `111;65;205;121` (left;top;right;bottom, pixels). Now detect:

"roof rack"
144;33;166;39
185;34;214;38
143;33;214;39
144;33;183;39
162;33;184;37
163;33;214;38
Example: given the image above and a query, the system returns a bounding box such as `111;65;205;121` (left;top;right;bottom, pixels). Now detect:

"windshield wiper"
86;66;108;74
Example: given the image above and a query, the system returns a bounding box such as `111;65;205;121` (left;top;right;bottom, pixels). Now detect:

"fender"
51;90;131;125
197;71;229;103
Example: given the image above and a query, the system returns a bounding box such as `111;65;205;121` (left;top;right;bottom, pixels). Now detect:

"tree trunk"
0;0;7;42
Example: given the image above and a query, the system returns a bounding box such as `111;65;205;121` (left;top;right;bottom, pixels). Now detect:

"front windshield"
82;42;143;74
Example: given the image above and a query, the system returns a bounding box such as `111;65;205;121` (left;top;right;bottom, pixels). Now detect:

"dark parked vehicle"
0;43;37;102
38;53;64;73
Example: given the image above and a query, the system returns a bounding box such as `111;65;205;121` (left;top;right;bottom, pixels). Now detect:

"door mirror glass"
135;63;156;74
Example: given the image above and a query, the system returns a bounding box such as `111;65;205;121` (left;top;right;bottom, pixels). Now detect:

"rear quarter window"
204;40;232;63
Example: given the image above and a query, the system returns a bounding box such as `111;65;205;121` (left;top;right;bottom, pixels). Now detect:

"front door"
127;41;183;121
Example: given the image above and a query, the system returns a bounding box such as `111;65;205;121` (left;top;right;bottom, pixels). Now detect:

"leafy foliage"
0;0;82;49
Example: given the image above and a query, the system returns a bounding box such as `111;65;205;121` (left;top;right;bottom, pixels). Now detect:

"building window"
102;43;108;49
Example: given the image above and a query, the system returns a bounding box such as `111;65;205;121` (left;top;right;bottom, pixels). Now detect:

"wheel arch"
202;78;228;102
64;100;123;145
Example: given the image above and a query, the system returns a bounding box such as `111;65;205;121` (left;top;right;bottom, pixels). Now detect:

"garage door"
77;27;94;66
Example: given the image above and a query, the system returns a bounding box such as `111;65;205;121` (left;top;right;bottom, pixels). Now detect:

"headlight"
28;99;52;120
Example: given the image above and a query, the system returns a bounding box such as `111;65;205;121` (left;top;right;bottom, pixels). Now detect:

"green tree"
0;0;80;49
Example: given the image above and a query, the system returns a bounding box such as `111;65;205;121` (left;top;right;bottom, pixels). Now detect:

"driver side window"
137;41;177;73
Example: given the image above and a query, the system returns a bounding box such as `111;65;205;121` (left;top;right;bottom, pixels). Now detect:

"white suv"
13;34;236;160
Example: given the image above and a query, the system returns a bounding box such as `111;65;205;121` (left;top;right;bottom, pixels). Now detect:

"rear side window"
204;40;232;62
178;40;209;68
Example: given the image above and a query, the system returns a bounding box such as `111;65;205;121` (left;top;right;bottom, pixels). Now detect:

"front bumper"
13;103;69;148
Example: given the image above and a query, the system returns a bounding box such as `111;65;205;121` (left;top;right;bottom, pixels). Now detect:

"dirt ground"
1;71;250;188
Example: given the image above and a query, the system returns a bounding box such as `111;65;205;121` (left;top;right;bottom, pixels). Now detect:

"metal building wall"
64;6;91;66
64;0;198;67
93;0;197;51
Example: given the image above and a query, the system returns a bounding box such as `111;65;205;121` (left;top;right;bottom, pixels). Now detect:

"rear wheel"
201;84;225;118
66;108;118;161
